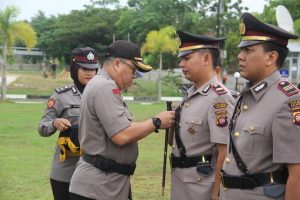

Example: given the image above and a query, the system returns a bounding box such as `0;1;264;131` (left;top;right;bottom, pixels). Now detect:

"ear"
203;52;211;66
113;59;121;71
266;51;278;66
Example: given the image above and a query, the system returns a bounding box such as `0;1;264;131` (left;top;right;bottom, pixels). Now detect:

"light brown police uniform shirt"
171;76;234;200
69;70;136;200
221;71;300;200
38;85;81;182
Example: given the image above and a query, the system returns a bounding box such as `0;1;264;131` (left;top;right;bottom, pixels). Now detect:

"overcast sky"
0;0;269;21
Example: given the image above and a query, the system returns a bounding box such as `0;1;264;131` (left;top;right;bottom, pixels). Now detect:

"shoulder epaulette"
55;86;71;94
278;81;299;97
212;84;227;95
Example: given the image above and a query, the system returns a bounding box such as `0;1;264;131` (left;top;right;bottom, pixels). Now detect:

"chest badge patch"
47;98;56;109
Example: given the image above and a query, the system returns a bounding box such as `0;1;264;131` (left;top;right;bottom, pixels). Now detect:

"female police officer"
38;47;98;200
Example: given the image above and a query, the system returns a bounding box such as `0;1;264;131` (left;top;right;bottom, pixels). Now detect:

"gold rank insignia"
47;98;56;109
239;20;246;36
278;81;299;96
214;103;227;109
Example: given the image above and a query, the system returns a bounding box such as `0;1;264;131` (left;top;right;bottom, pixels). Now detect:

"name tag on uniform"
70;105;80;108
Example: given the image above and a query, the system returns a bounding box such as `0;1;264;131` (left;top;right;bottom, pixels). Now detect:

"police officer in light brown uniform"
69;40;175;200
220;13;300;200
169;30;235;200
38;47;98;200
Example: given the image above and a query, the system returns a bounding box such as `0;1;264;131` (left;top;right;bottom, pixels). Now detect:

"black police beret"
176;30;226;57
105;40;152;72
71;47;99;69
238;12;299;48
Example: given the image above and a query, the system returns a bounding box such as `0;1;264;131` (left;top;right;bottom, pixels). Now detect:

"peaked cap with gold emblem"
238;12;299;48
176;30;226;57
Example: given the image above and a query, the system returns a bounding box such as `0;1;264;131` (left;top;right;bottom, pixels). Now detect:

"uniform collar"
98;69;112;80
187;75;219;98
246;71;281;101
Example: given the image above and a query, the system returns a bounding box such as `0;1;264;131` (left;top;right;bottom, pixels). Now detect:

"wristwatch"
152;117;161;133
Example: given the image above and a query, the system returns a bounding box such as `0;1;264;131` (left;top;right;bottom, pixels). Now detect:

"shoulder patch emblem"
55;86;71;94
292;112;300;126
216;115;228;127
289;100;300;126
112;88;121;95
212;84;227;95
278;81;299;96
47;98;56;109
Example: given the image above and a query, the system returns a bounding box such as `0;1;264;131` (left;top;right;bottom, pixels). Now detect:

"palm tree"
0;6;37;100
142;26;178;99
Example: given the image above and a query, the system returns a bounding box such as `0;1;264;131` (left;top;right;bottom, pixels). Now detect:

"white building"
285;41;300;84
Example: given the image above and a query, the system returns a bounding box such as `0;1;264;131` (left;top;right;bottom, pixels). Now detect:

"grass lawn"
0;101;172;200
6;69;181;97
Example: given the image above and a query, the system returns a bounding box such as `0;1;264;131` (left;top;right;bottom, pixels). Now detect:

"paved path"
0;75;19;86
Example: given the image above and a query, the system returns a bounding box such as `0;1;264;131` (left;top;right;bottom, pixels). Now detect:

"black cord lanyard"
228;92;248;173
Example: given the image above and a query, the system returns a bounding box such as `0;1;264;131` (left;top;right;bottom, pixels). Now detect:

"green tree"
0;6;37;99
142;26;178;98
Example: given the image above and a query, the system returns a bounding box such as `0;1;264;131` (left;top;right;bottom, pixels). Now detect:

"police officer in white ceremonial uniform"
220;13;300;200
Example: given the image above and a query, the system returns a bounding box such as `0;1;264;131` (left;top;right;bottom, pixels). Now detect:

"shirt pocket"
183;117;205;139
239;124;266;156
68;107;80;117
183;167;215;183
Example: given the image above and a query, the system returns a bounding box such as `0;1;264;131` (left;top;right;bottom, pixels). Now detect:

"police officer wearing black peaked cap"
69;40;175;200
169;30;234;200
38;47;98;200
220;13;300;200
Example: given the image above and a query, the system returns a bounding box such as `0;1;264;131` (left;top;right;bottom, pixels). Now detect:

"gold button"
197;177;201;182
191;120;194;124
185;103;189;107
179;123;181;127
172;145;176;149
234;131;240;138
249;127;255;133
225;157;230;163
243;105;248;111
223;187;227;191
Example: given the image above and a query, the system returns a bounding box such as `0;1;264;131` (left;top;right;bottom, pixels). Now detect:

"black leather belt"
170;154;212;168
220;169;288;189
83;154;136;176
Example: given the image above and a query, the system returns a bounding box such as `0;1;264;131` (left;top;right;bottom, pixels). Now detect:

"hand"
212;196;219;200
155;111;175;129
53;118;71;132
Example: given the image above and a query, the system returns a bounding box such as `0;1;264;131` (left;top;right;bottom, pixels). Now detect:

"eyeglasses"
119;59;137;74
